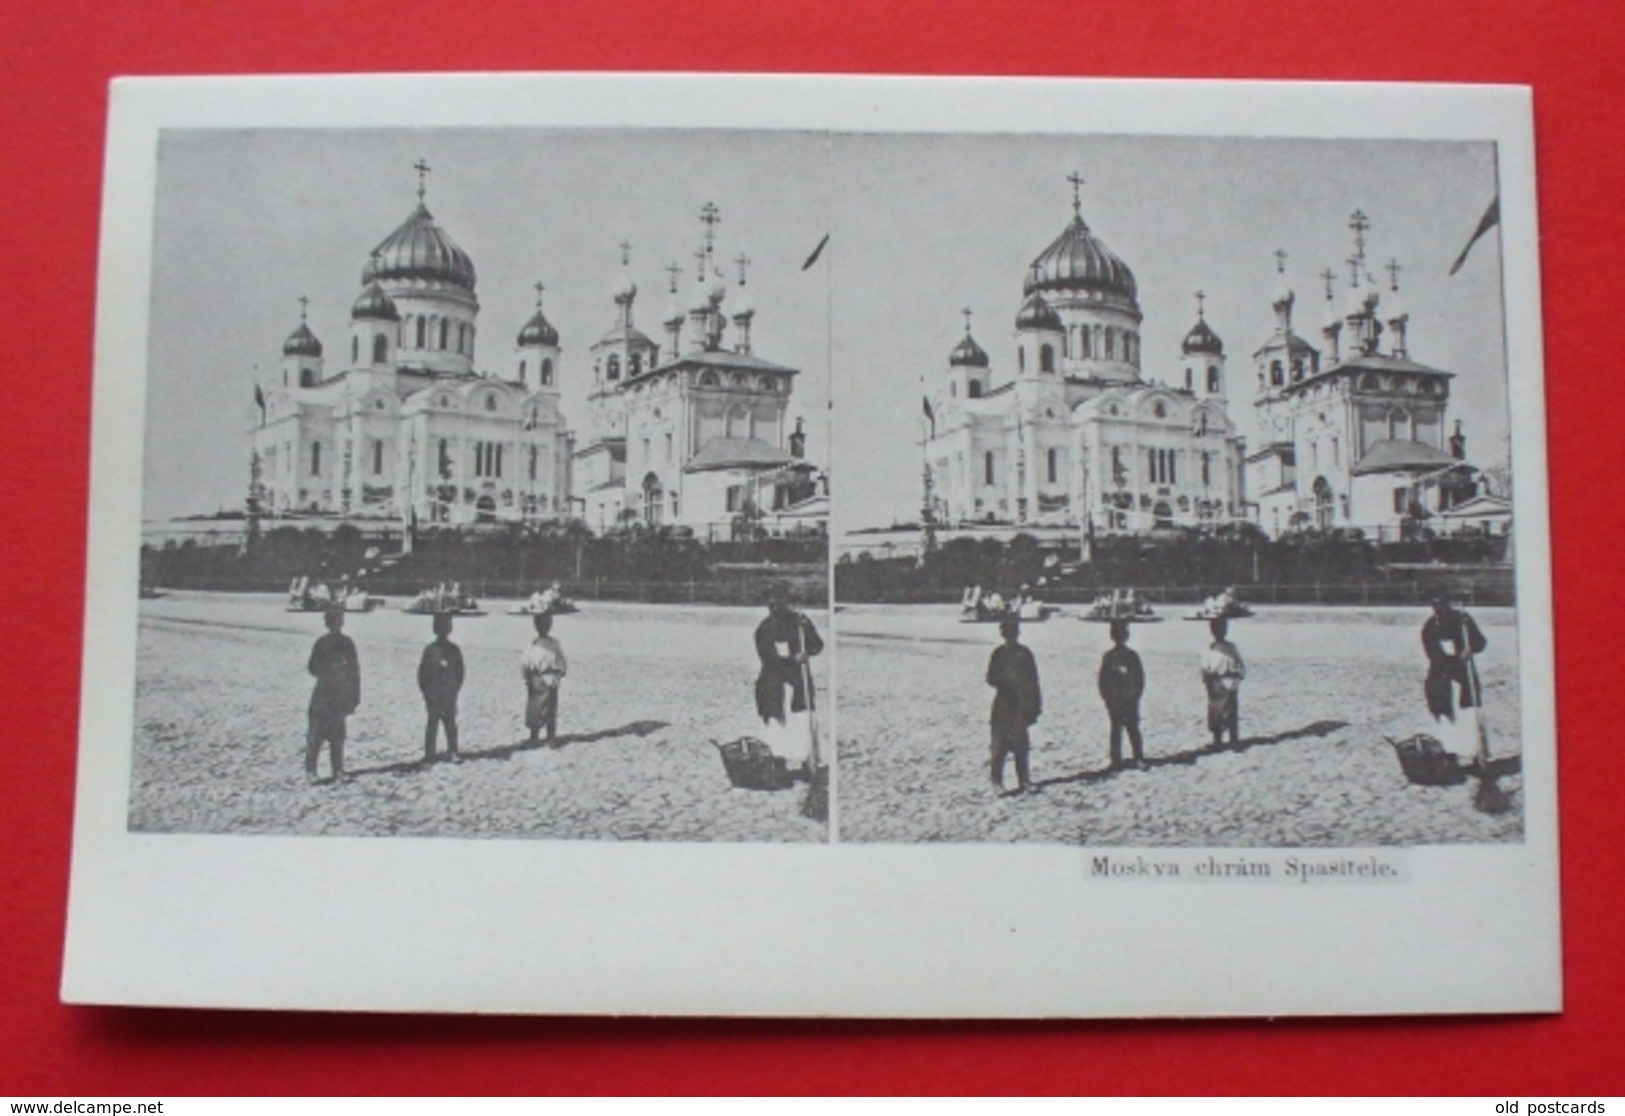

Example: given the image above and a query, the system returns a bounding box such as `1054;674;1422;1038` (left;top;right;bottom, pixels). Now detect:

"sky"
142;129;1507;530
143;127;833;521
826;132;1508;531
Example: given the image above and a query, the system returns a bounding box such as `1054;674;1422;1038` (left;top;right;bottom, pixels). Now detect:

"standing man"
418;613;465;763
306;607;360;784
754;585;825;773
521;611;567;747
1098;618;1146;769
1421;590;1488;722
986;616;1042;795
1200;616;1246;750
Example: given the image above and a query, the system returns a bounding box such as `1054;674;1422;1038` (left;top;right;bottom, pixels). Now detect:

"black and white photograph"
67;76;1558;1017
132;127;832;842
832;134;1526;847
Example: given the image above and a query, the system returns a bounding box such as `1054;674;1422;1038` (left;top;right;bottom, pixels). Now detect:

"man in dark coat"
754;588;824;726
306;608;360;783
1422;592;1488;720
418;612;465;763
1098;618;1146;769
986;616;1041;795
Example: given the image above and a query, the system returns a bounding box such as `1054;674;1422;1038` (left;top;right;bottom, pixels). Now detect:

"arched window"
437;439;451;479
1291;358;1304;382
1047;447;1058;484
1270;360;1284;386
1185;367;1194;392
1040;344;1055;373
1207;365;1220;394
373;334;388;364
984;452;996;487
372;439;384;475
631;353;643;376
415;317;426;348
1104;329;1115;361
1080;329;1091;359
607;354;621;381
541;358;553;386
351;336;359;363
699;370;719;387
1018;347;1026;373
967;379;983;399
300;368;315;388
439;319;449;351
310;441;322;476
519;360;527;381
459;323;468;354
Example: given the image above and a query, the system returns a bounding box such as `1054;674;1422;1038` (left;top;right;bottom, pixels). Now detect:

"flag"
801;233;830;271
1449;196;1499;276
922;394;935;439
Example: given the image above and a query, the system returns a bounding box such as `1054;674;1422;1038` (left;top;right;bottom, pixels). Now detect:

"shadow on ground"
340;720;672;779
1033;718;1352;789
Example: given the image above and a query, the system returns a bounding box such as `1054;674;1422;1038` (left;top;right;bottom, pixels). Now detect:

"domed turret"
1015;291;1062;332
362;203;477;293
517;307;559;348
1182;317;1223;356
350;279;400;322
949;330;990;369
283;321;323;357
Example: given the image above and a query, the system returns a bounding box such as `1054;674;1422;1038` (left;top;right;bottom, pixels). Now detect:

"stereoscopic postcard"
64;73;1558;1016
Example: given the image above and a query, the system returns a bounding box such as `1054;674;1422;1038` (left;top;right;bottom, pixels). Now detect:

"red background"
1;0;1620;1096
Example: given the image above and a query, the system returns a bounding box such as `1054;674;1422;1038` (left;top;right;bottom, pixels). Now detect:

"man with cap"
305;608;361;783
418;612;465;763
986;616;1042;795
1421;589;1488;722
1098;618;1147;769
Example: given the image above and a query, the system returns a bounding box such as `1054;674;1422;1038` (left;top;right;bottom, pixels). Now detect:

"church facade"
249;173;820;537
1244;211;1476;539
923;181;1247;535
571;207;818;536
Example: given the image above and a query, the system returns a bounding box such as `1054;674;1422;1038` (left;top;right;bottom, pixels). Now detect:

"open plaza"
835;603;1523;846
131;593;828;842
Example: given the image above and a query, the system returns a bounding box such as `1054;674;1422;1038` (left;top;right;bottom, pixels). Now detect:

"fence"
154;572;830;609
837;576;1515;609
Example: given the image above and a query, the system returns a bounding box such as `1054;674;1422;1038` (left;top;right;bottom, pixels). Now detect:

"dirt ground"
835;604;1524;846
130;593;828;842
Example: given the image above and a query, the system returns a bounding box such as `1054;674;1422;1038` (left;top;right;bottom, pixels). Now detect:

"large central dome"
363;203;477;293
1024;213;1138;304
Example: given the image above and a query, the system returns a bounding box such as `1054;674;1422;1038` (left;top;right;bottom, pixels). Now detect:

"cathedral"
922;178;1478;542
923;177;1247;535
249;168;819;536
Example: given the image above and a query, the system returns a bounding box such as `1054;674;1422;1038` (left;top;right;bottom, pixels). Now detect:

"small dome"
1025;213;1138;304
351;280;400;322
731;281;756;319
1015;292;1062;332
363;203;477;292
517;308;559;348
949;331;990;369
612;269;637;304
283;321;323;358
1270;275;1295;310
1182;316;1224;356
1384;285;1408;324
